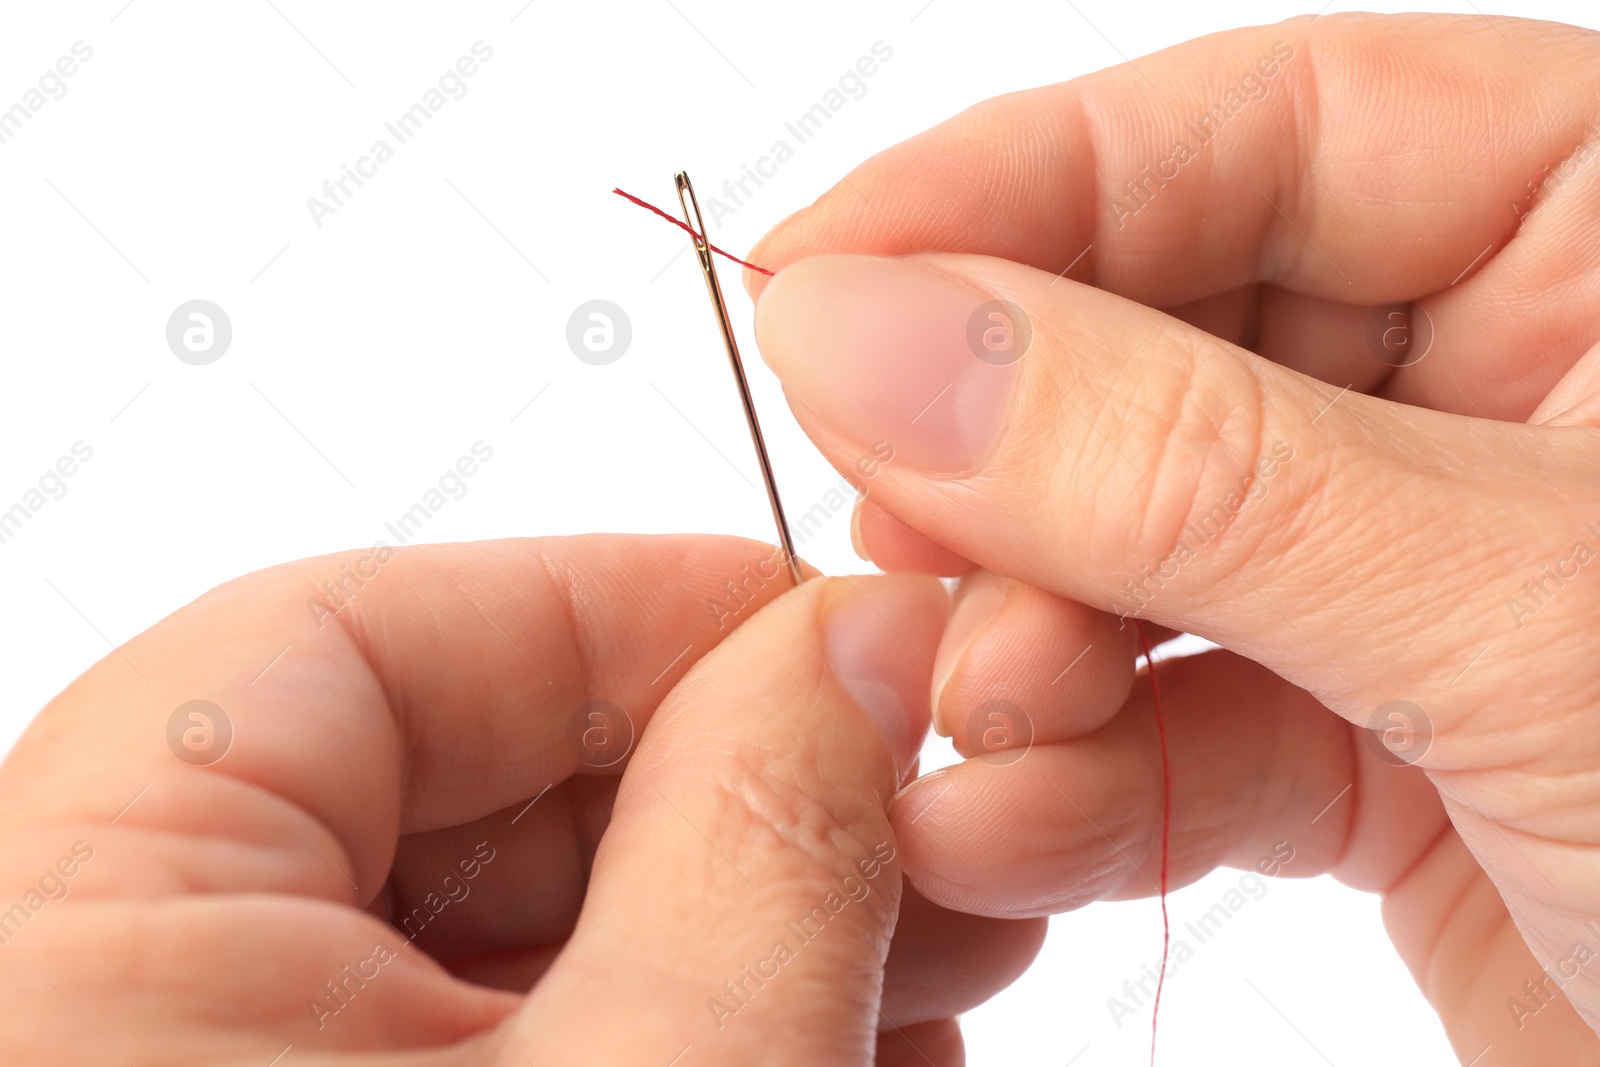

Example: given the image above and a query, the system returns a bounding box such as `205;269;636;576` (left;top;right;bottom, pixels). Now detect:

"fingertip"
1530;337;1600;427
933;576;1137;752
889;768;951;830
743;204;813;303
883;885;1048;1024
875;1018;965;1067
754;254;1020;475
742;262;775;304
931;575;1009;735
823;574;950;777
850;497;872;562
853;497;977;576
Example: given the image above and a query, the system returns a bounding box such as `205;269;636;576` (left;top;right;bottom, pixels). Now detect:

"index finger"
747;13;1600;417
0;535;798;905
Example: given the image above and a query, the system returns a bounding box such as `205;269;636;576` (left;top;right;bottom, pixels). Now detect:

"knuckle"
695;750;897;913
1063;322;1286;595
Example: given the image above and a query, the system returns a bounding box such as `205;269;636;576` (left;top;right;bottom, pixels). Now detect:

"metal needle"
674;170;803;586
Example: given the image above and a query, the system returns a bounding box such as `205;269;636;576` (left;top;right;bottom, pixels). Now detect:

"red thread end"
612;187;775;276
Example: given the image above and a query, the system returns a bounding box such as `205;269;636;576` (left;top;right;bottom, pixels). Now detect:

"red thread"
613;188;775;276
1134;619;1172;1067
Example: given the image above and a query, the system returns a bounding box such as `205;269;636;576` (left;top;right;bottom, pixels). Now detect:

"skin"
0;536;1044;1065
12;12;1600;1067
744;12;1600;1065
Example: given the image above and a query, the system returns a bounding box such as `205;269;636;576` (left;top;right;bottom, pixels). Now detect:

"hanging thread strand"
613;187;774;275
1134;619;1173;1067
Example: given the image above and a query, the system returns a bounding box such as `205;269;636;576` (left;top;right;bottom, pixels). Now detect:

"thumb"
751;253;1590;726
499;574;947;1065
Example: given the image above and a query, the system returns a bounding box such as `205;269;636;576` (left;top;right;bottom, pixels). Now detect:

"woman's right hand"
747;13;1600;1063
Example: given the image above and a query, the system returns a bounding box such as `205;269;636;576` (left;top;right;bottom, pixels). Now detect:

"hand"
747;13;1600;1064
0;536;1042;1065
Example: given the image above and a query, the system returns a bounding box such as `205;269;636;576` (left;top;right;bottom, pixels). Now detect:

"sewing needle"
674;170;804;586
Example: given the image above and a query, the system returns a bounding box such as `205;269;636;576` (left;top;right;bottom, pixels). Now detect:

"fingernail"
890;769;949;826
756;255;1024;473
826;576;947;776
1531;338;1600;426
930;577;1008;736
849;499;872;562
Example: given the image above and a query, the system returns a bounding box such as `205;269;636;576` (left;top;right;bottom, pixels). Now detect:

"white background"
0;1;1590;1063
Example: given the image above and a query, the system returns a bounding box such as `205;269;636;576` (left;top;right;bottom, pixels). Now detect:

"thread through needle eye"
675;170;803;587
